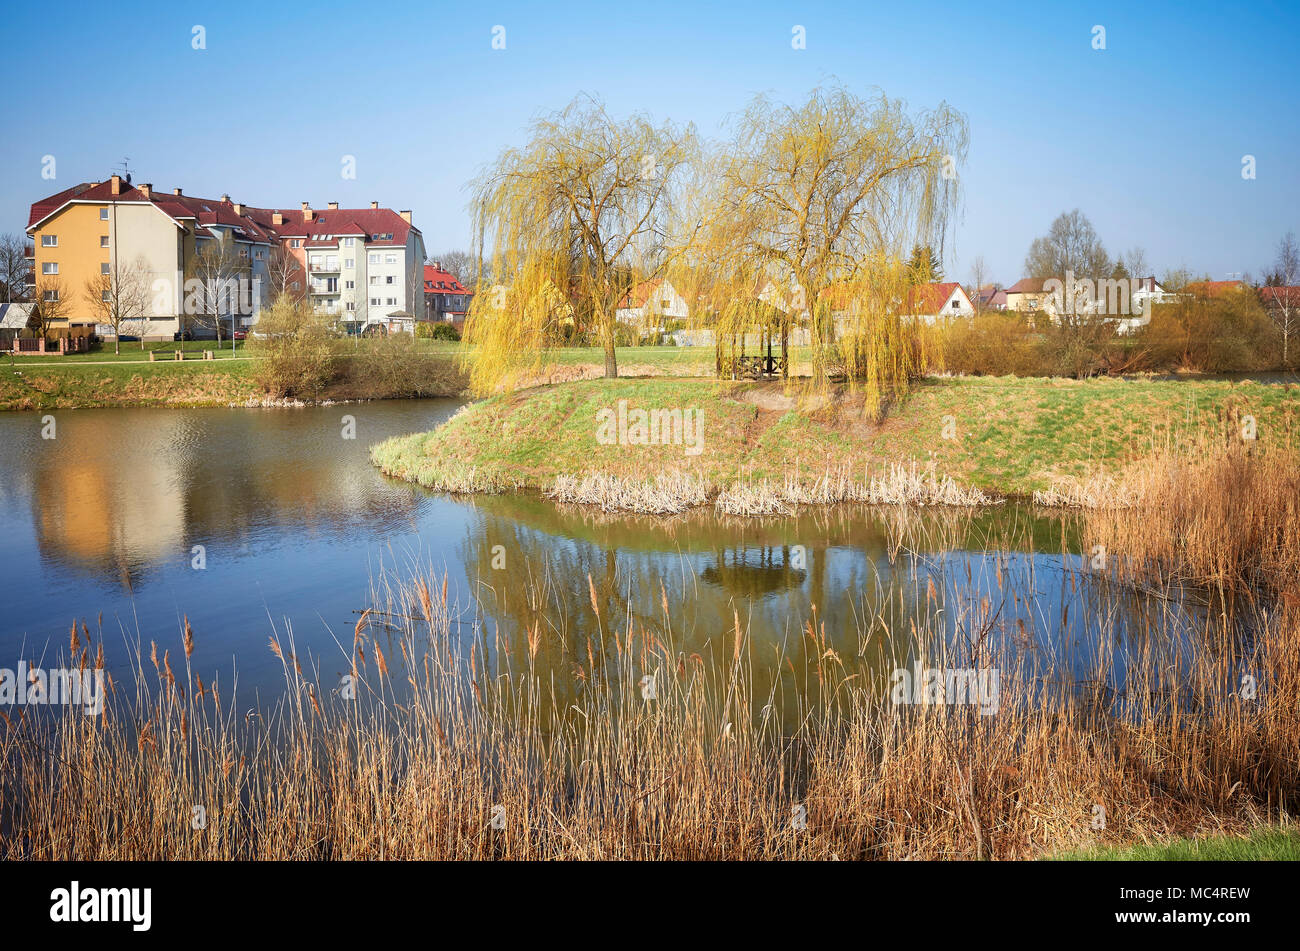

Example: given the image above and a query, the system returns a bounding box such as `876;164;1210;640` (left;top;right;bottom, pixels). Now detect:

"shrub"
938;311;1048;377
1137;291;1276;373
248;298;339;399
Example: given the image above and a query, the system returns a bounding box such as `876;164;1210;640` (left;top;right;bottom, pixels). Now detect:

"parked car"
233;330;247;340
173;330;194;341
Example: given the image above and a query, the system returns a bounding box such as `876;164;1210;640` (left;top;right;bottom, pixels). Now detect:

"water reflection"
0;404;1208;708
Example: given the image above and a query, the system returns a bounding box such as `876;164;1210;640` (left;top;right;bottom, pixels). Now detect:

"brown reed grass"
1;444;1296;860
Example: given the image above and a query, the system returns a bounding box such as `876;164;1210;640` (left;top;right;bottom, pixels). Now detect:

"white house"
615;279;689;332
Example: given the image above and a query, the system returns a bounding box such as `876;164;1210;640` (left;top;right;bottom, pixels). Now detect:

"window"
342;237;354;247
291;239;302;248
101;262;111;274
44;289;59;302
101;235;110;247
370;297;381;306
42;235;57;247
386;297;396;306
369;253;380;265
255;249;265;260
291;281;302;290
346;302;355;311
344;259;353;269
102;289;111;301
386;275;394;284
99;208;110;220
385;254;396;264
345;280;354;289
42;262;58;275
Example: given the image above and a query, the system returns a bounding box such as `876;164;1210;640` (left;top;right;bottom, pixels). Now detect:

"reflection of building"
32;415;188;582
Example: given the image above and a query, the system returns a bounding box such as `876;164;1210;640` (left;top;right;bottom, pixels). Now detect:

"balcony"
309;283;340;296
309;261;341;273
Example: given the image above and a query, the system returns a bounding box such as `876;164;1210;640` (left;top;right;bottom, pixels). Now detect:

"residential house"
986;288;1008;310
970;284;1002;310
905;282;974;321
423;263;472;325
1130;276;1174;313
1004;278;1052;313
614;278;690;333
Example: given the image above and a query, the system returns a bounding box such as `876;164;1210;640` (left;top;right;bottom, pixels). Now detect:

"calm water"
0;401;1203;702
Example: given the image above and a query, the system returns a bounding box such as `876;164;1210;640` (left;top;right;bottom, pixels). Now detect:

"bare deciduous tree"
186;238;243;344
266;244;304;305
1025;210;1111;282
84;256;152;353
0;234;31;303
31;277;70;338
967;255;989;312
1263;231;1299;367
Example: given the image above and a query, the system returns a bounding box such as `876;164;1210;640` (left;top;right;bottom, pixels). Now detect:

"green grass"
1051;826;1300;860
372;374;1300;497
0;359;259;410
7;340;249;364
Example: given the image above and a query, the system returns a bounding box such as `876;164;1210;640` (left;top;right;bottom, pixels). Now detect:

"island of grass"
372;374;1300;512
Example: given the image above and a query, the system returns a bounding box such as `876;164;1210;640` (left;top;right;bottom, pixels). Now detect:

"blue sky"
5;0;1297;284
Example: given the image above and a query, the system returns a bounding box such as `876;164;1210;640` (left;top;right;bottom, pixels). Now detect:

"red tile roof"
616;279;664;309
29;181;415;249
1260;286;1300;306
907;281;966;315
1186;279;1245;298
423;264;468;295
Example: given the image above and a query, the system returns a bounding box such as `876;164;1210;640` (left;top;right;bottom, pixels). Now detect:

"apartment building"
245;201;425;333
27;176;423;339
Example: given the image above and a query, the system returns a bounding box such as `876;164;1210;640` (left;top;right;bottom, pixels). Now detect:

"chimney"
221;193;231;204
110;174;122;195
173;187;183;196
327;201;338;210
233;203;244;216
272;211;283;226
139;183;152;198
301;202;314;222
369;201;378;210
399;210;412;223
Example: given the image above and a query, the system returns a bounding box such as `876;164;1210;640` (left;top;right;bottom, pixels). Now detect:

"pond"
0;401;1207;708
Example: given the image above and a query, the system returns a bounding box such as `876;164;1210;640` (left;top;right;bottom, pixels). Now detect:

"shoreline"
372;374;1300;514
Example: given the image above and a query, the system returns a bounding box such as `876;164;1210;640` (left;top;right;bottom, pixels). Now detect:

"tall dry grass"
2;445;1297;860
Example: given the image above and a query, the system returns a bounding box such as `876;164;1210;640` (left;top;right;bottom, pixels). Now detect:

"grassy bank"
373;375;1300;509
1;345;468;410
0;359;260;410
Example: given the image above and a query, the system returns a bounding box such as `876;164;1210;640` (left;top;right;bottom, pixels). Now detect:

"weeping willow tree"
463;95;697;394
676;84;968;408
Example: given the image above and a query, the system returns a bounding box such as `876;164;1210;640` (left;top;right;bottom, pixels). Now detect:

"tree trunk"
604;337;618;378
